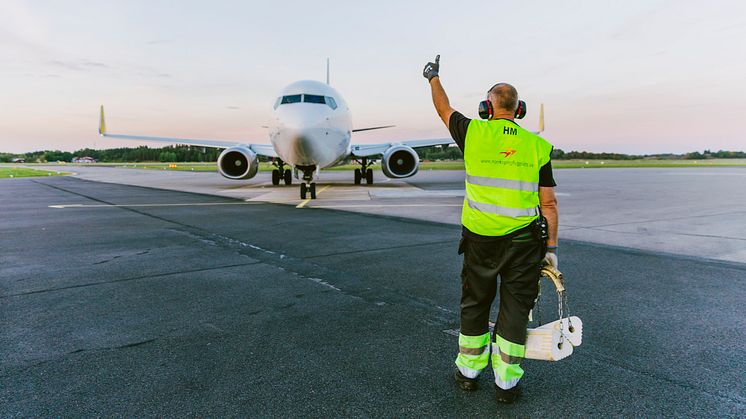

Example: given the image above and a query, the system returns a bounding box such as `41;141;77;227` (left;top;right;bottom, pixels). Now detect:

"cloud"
47;59;109;71
23;73;60;78
226;106;240;110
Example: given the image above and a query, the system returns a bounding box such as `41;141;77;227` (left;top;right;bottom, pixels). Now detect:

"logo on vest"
499;148;517;158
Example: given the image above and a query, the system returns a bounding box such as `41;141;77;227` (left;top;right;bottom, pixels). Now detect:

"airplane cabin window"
280;94;302;104
303;94;326;104
326;96;338;110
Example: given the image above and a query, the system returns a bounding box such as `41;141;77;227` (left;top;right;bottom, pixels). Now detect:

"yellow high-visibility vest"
462;119;553;236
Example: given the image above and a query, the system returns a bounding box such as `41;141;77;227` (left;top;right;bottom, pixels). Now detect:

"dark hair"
488;83;518;112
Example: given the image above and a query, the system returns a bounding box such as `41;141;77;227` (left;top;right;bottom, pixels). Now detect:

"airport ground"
1;167;745;417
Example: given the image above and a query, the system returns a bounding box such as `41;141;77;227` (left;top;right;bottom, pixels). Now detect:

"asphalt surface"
1;176;745;417
34;165;746;264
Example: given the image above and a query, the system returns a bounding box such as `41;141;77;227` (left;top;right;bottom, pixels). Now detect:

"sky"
1;0;745;154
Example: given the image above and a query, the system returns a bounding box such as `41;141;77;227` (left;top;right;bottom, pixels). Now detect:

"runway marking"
296;185;331;208
48;202;264;209
309;204;462;209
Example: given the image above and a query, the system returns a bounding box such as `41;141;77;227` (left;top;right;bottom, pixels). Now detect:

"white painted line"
48;202;264;209
310;204;462;208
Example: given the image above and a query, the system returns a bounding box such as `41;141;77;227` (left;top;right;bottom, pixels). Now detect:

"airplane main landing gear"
354;157;374;185
271;159;292;186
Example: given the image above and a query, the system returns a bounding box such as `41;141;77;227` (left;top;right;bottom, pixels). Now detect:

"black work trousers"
458;226;543;344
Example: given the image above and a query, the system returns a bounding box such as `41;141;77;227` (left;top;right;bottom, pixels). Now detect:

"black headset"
478;84;526;120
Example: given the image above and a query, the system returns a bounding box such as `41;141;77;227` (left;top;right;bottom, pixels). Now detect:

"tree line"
1;145;744;163
0;145;222;163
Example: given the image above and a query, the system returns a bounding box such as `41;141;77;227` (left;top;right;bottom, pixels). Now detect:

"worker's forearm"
429;77;453;124
542;206;559;247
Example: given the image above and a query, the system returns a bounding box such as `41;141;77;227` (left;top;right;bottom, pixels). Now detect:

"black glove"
422;54;440;82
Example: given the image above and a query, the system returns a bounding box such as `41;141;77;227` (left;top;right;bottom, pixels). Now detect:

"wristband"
547;245;558;254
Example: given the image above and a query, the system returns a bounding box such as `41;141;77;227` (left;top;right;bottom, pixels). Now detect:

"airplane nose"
280;108;328;131
274;106;341;166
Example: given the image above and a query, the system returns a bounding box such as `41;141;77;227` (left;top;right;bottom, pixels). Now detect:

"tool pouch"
525;266;583;361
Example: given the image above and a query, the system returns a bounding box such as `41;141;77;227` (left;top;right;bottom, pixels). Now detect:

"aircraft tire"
354;168;362;185
284;169;292;185
300;183;307;199
310;183;317;199
365;168;373;185
272;169;280;185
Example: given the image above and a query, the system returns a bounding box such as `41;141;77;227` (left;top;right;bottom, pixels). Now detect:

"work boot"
494;384;521;404
454;369;479;391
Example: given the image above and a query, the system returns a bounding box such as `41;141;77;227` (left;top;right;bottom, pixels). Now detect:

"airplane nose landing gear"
297;165;318;199
300;182;317;199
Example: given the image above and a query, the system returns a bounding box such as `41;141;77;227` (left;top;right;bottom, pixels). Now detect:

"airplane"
98;64;458;199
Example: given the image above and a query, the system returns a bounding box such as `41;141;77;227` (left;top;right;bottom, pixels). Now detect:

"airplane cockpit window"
275;94;337;110
325;96;338;110
303;94;326;104
280;94;302;104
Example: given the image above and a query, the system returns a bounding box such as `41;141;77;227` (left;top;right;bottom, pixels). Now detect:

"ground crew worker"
423;55;559;404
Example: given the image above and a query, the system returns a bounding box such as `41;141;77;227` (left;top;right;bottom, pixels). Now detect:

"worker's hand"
423;54;440;82
542;247;558;269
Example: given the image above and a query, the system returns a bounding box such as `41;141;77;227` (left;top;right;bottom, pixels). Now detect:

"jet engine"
217;146;259;180
381;145;420;179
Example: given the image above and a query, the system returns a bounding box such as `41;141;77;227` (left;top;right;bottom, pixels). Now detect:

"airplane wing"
350;138;454;157
98;106;277;158
350;103;543;157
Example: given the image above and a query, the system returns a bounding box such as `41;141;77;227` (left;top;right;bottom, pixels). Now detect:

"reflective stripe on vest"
465;174;538;193
462;119;553;236
466;199;538;218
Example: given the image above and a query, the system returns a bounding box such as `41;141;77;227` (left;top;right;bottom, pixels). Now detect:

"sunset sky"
1;0;745;154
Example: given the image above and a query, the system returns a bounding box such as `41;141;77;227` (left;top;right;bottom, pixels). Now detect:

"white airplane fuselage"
268;80;352;169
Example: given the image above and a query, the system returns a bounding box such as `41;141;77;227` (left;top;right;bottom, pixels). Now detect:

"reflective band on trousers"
466;175;538;193
466;199;538;218
492;343;523;365
456;333;490;378
459;345;488;356
492;334;526;387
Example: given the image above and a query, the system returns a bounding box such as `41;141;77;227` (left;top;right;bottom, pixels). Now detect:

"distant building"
11;158;25;163
72;156;96;163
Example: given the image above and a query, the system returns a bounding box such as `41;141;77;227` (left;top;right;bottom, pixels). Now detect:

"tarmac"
1;170;745;417
36;164;746;263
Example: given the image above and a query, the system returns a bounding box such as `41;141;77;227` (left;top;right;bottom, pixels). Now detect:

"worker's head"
478;83;526;120
487;83;519;115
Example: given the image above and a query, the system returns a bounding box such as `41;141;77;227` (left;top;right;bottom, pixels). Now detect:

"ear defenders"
478;85;527;120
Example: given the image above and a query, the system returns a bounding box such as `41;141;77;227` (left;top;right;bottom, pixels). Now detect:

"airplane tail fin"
99;105;107;136
538;103;544;134
533;103;545;135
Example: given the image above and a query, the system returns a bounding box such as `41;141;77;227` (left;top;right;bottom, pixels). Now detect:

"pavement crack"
2;262;260;298
8;337;168;373
586;350;746;406
304;240;452;259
